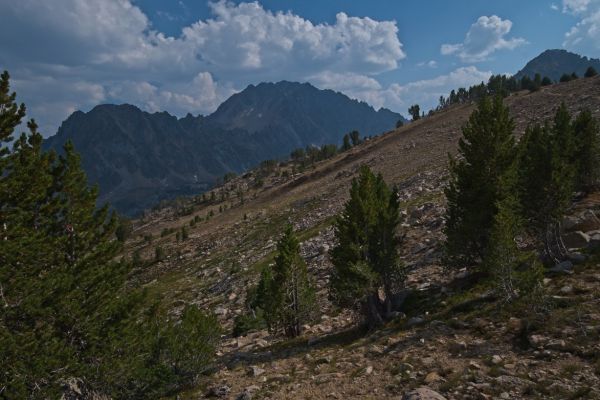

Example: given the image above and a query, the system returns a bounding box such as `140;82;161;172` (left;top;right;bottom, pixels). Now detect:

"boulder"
567;252;587;264
562;231;590;249
401;387;447;400
206;385;231;398
548;260;574;275
575;210;600;232
588;233;600;250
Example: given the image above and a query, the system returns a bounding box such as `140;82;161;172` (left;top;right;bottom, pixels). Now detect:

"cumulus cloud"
561;0;600;52
0;0;405;136
309;66;492;115
441;15;526;62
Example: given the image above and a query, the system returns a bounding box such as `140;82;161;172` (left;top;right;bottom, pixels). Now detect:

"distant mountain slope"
44;81;405;215
514;49;600;81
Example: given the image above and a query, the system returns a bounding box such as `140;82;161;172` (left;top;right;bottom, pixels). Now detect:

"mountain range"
44;81;405;215
514;49;600;81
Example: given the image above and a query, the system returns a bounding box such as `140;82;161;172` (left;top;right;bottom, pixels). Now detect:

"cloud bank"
562;0;600;53
441;15;526;62
0;0;493;136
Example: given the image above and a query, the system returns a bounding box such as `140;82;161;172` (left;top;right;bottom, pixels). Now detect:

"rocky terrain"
123;76;600;399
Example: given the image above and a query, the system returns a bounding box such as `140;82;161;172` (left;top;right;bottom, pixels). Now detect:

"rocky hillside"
44;81;404;216
514;49;600;81
124;76;600;399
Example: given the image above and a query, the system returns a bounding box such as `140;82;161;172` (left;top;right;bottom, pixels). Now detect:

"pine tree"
254;225;315;337
0;72;219;398
349;130;361;146
330;166;403;328
408;104;420;121
585;66;598;78
444;96;516;267
572;109;600;191
342;133;352;151
516;105;577;260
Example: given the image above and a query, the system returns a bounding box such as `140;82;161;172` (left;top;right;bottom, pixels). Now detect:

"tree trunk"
363;293;384;329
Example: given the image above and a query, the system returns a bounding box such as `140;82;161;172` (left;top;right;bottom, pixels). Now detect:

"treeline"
0;72;221;398
436;66;598;112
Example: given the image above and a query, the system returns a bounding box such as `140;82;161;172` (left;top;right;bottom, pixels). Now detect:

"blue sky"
1;0;599;137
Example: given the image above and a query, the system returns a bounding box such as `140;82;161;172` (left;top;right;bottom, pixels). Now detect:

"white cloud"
0;0;405;136
417;60;438;68
441;15;527;62
551;3;560;11
309;66;492;114
561;0;600;52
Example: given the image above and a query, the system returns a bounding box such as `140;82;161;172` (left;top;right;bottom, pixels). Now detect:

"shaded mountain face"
514;49;600;81
44;81;405;216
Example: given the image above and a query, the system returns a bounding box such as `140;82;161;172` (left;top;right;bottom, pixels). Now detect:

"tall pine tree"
254;225;315;337
330;166;403;328
444;96;516;267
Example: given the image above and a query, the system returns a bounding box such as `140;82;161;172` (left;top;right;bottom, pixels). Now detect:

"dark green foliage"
396;119;404;128
560;73;572;83
330;166;403;328
349;130;361;146
0;71;220;398
585;66;598;78
342;133;352;151
573;110;600;191
223;171;237;183
252;225;315;337
115;216;133;242
541;76;553;86
408;104;420;121
444;96;516;267
517;104;598;241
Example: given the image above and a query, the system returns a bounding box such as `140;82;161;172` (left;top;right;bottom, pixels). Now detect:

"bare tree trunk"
363;293;384;329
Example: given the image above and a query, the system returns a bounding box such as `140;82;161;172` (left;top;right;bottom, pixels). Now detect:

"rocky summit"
43;81;404;216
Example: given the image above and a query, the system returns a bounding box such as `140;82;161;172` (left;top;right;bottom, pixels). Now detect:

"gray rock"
406;316;425;327
402;387;447;400
248;365;265;377
548;260;574;274
207;385;231;398
562;231;590;249
588;233;600;250
567;252;587;264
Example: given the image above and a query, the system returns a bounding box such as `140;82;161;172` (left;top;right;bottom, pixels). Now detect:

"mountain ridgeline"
44;81;405;215
514;49;600;81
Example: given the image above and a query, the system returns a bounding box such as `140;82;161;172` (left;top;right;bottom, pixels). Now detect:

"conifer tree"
572;109;600;191
342;133;352;151
408;104;420;121
585;66;598;78
330;166;403;328
0;71;219;398
254;225;315;337
444;96;516;267
349;130;361;146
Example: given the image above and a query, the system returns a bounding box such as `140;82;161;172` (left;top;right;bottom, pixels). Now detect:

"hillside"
123;77;600;399
43;81;405;216
514;49;600;81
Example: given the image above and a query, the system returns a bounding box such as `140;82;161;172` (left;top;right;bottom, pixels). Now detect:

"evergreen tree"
408;104;420;121
572;109;600;191
330;166;403;328
0;71;219;398
254;225;315;337
349;130;361;146
342;133;352;151
516;106;577;260
541;76;553;86
444;96;516;267
585;66;598;78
